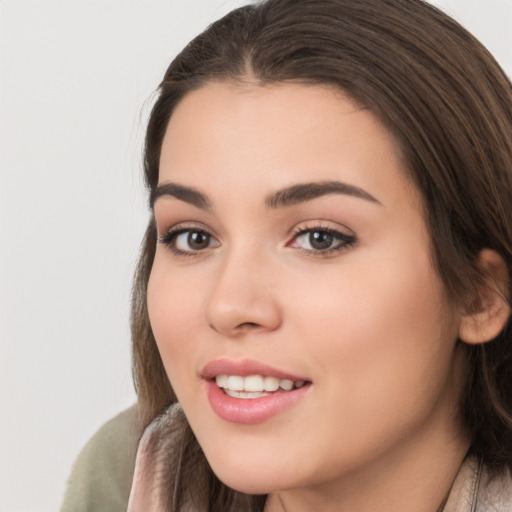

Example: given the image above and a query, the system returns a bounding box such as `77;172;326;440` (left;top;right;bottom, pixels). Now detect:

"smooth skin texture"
148;82;477;512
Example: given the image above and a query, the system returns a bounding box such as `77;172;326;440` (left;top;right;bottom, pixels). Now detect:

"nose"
204;249;282;338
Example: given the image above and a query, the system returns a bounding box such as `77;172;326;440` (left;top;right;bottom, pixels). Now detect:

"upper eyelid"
290;220;355;237
157;220;218;237
293;227;350;237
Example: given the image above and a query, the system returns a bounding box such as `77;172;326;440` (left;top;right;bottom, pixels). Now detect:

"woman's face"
148;83;467;499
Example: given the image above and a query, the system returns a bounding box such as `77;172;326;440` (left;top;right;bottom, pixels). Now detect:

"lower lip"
205;380;310;424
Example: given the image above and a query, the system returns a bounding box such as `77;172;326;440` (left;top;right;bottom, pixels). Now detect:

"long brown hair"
131;0;512;509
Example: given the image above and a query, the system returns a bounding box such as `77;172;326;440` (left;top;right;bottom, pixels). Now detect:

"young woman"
62;0;512;511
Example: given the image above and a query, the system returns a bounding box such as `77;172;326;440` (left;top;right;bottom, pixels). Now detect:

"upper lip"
201;358;309;382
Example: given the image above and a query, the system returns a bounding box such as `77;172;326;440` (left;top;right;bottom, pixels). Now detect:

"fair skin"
147;82;473;512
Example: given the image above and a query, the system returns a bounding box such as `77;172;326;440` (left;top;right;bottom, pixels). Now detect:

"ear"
459;249;510;345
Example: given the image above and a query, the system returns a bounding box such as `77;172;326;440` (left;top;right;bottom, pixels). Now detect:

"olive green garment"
60;405;140;512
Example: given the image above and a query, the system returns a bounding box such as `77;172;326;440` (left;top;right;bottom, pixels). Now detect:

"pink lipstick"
202;359;311;424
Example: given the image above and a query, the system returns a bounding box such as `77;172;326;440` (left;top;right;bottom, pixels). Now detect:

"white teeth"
264;376;280;392
215;374;229;388
244;375;264;392
280;379;294;391
215;374;305;393
227;375;244;391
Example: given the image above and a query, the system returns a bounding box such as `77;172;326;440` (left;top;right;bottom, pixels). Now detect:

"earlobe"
459;249;510;345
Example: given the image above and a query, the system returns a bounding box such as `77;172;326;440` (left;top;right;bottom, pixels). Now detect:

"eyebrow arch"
265;180;381;209
151;182;212;210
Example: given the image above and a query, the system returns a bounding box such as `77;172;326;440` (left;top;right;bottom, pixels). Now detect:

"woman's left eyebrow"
265;181;382;209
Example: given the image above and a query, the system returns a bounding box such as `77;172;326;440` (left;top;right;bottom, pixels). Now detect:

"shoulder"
444;455;512;512
60;404;141;512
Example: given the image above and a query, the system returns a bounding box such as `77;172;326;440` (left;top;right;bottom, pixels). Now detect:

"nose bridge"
204;242;281;336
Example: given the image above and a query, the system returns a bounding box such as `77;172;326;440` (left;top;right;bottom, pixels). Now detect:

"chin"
212;467;282;496
203;449;295;495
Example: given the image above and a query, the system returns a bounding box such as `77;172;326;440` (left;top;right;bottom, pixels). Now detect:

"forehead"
159;81;418;210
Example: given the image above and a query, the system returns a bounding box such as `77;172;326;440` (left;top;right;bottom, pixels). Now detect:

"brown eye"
160;228;220;255
309;230;334;250
186;231;211;250
291;227;356;255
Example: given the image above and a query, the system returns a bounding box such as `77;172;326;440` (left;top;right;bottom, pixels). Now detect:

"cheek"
146;259;204;385
290;245;460;411
274;256;462;474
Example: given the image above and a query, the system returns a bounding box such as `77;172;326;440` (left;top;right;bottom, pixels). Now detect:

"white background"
0;1;510;511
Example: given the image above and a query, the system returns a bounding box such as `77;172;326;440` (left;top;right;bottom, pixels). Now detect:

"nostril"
237;322;261;329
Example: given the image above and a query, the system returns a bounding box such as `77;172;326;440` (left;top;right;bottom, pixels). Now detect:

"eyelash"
158;224;357;258
159;227;217;258
288;224;356;256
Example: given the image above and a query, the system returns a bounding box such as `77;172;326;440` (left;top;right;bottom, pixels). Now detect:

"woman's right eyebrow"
150;182;212;210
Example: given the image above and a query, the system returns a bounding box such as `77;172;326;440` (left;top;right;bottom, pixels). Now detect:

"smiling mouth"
204;361;311;423
215;374;307;399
